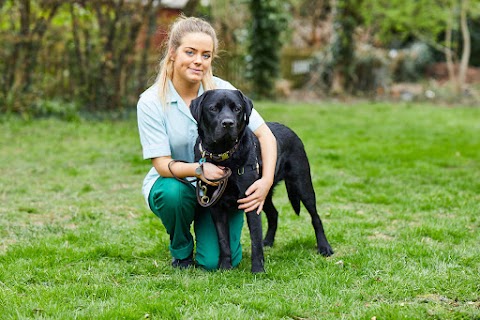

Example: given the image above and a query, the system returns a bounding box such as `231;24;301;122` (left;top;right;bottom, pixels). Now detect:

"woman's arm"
152;156;226;182
237;123;277;214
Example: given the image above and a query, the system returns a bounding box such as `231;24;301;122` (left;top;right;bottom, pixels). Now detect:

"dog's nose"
221;119;234;128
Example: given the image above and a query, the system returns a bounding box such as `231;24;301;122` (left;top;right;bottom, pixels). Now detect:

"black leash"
168;159;232;207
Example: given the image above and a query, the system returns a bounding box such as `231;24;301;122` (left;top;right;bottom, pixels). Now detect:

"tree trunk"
70;3;86;87
21;2;60;92
444;5;457;88
329;0;357;95
137;0;157;94
1;0;59;112
458;0;471;94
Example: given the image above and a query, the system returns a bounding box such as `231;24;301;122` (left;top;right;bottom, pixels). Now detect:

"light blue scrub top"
137;77;265;204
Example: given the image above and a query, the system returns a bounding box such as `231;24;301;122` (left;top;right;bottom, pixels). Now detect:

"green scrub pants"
148;177;243;270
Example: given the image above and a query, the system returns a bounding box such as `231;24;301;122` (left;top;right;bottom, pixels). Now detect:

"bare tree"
70;0;155;110
458;0;471;93
1;0;61;112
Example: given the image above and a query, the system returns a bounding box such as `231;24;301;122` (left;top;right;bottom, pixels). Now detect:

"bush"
33;99;80;121
353;44;390;94
307;42;433;96
247;0;289;99
389;42;433;82
308;44;390;96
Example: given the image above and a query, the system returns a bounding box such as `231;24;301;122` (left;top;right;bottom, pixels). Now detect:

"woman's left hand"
237;177;273;214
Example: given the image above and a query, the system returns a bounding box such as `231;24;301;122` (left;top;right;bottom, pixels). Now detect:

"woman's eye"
186;50;194;56
202;54;211;59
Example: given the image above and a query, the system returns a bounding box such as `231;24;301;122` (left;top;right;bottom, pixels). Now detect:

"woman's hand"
237;123;277;214
237;177;273;214
200;162;227;186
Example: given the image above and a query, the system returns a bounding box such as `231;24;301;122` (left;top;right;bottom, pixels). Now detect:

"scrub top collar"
167;80;205;124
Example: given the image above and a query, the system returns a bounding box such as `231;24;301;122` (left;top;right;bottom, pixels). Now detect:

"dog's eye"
208;105;218;112
234;106;242;113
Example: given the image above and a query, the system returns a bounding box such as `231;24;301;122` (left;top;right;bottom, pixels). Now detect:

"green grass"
1;102;479;319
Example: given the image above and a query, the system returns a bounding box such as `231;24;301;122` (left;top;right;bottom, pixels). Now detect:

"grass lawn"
0;101;479;319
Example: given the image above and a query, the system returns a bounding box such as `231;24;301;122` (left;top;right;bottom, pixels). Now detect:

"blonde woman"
137;15;276;270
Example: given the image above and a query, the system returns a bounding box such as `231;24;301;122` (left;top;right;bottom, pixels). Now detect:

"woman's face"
171;32;214;86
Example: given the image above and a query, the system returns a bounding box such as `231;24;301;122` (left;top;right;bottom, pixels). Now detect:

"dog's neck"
199;139;240;162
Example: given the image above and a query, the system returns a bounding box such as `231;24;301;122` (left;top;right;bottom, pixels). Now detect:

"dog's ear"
236;90;253;125
190;91;208;123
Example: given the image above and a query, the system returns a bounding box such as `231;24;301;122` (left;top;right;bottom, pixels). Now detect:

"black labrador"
190;89;333;273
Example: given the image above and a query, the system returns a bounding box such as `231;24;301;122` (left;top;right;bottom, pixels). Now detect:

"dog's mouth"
200;123;240;155
213;125;239;144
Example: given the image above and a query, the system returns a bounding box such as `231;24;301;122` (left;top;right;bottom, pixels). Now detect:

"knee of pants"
149;177;196;214
194;208;244;271
198;256;219;271
197;249;242;271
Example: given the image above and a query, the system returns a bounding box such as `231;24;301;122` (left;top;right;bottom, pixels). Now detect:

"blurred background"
1;0;479;118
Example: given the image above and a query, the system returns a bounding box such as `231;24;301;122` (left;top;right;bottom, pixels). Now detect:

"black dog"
190;89;333;273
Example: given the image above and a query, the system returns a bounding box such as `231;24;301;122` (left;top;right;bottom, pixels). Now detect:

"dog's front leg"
245;211;265;273
210;209;232;270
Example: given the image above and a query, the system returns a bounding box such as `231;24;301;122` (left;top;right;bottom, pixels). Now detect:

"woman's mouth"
189;68;203;75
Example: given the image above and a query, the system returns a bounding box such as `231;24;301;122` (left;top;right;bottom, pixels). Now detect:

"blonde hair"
156;15;218;107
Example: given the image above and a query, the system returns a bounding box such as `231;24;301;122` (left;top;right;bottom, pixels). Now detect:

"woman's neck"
172;78;201;107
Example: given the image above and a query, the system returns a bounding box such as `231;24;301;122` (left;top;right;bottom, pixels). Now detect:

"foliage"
360;0;479;50
207;0;251;91
329;0;363;94
1;0;479;113
389;42;434;82
359;0;450;46
246;0;289;99
352;44;390;94
32;99;80;121
1;102;479;319
309;36;391;96
308;48;335;92
466;18;480;67
0;0;158;116
0;0;62;114
358;0;480;92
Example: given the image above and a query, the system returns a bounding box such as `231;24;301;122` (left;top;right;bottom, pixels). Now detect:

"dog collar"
199;140;239;162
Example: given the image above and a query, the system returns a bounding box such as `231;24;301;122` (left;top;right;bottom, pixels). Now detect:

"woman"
137;15;277;270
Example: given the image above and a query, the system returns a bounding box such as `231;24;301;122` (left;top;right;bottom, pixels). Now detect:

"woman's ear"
169;48;176;61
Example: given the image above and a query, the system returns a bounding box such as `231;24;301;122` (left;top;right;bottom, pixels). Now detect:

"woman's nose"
194;53;202;64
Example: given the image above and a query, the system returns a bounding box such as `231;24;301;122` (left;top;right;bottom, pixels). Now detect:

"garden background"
1;1;479;319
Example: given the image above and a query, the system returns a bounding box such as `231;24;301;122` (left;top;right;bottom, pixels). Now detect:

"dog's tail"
285;180;301;215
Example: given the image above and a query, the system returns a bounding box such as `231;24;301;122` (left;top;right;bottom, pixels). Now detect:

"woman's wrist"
260;175;274;187
194;163;203;178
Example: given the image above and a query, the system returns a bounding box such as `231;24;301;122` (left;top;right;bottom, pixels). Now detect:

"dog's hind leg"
285;173;334;257
246;211;265;273
263;192;278;247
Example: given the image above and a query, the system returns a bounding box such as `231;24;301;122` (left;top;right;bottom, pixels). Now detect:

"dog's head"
190;89;253;149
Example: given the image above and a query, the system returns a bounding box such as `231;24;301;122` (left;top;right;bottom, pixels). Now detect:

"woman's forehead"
179;32;214;51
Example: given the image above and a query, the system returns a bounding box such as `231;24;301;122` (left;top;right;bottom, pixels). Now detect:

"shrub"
389;42;433;82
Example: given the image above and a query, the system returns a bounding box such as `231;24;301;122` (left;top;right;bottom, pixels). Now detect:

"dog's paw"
251;264;265;273
263;238;274;247
318;245;334;257
218;259;233;270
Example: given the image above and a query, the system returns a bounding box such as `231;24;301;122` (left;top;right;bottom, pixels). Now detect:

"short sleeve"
247;108;265;132
137;96;171;159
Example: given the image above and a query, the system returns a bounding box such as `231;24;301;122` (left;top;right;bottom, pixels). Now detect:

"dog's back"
266;122;311;214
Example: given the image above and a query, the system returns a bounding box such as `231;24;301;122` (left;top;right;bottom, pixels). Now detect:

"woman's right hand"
200;162;227;185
